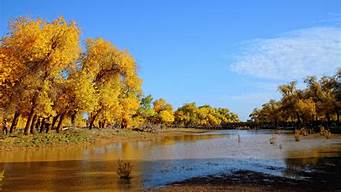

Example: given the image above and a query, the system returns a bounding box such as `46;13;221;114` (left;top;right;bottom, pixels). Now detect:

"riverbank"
0;127;207;151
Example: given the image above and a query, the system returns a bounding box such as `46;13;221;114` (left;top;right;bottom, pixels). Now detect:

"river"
0;129;340;191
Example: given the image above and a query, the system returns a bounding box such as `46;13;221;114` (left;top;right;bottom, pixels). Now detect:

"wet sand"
149;169;341;192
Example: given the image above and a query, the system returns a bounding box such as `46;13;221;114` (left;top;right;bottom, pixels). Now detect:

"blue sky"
1;0;341;120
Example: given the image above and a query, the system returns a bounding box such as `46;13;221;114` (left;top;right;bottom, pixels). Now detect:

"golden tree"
83;38;141;129
0;17;81;134
153;98;174;125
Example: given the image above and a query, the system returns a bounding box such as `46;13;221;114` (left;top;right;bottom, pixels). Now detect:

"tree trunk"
296;112;301;129
89;113;98;130
337;110;340;122
51;114;60;130
89;118;94;129
45;117;51;133
30;114;37;134
39;118;46;133
56;113;65;133
24;107;35;135
121;118;128;129
326;113;331;129
99;121;104;128
35;118;41;132
9;111;20;134
71;113;76;127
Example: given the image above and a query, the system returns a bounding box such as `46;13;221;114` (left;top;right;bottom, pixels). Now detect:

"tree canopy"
0;16;239;134
250;69;341;129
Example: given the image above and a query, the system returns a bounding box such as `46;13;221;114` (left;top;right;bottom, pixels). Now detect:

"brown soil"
148;170;340;192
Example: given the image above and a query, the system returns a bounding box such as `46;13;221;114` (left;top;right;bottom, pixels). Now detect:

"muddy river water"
0;130;340;191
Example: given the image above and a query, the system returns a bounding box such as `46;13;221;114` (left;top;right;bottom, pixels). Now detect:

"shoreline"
149;169;340;192
0;127;209;152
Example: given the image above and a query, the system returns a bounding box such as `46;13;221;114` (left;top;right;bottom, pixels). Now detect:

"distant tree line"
249;70;341;130
134;97;239;129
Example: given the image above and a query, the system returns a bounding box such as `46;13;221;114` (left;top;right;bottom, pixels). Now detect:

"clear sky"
1;0;341;120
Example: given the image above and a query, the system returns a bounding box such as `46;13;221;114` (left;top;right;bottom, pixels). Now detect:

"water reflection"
0;130;340;191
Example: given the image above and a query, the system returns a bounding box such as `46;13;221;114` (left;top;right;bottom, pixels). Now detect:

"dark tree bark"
89;113;98;130
30;114;37;134
9;111;20;134
24;106;35;135
326;113;331;128
45;123;51;133
56;113;65;133
99;121;104;128
121;118;128;129
51;114;60;130
103;120;106;129
39;118;46;133
70;112;76;127
35;118;41;132
45;117;51;133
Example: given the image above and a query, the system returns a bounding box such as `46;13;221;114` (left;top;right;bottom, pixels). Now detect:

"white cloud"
231;27;341;80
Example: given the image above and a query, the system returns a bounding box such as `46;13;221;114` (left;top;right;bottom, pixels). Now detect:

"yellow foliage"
159;110;175;124
82;38;142;128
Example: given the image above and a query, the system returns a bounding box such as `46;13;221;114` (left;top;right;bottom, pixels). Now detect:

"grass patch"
0;129;95;150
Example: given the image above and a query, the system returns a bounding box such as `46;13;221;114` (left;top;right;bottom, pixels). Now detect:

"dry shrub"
320;127;332;139
320;127;326;136
325;130;332;139
269;134;276;145
116;160;133;179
